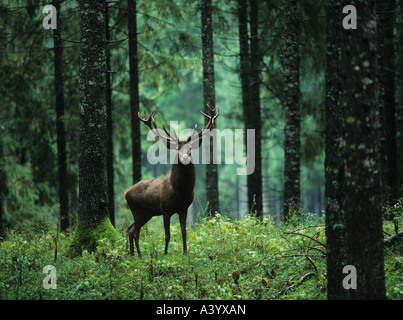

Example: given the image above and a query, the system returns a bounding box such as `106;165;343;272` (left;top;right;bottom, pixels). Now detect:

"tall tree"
53;0;69;231
249;0;263;218
128;0;142;185
378;1;397;204
282;0;301;221
105;2;115;226
201;0;220;216
341;0;386;299
68;0;120;256
397;0;403;197
237;0;252;213
237;0;263;218
0;118;5;239
324;0;346;300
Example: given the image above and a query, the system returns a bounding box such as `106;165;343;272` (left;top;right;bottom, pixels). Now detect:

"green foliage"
1;216;401;300
67;217;121;258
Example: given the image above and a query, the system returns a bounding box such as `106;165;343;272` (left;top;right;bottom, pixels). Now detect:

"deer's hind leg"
127;223;136;256
128;214;152;257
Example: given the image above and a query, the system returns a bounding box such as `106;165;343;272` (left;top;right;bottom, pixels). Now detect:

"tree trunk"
378;0;397;204
128;0;142;185
341;0;386;299
282;0;301;221
0;132;5;240
237;0;252;213
249;0;263;219
105;2;115;226
68;0;120;257
324;0;346;300
53;0;69;232
396;0;403;197
201;0;220;216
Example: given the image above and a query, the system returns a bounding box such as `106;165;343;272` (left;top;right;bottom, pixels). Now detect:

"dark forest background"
0;0;402;300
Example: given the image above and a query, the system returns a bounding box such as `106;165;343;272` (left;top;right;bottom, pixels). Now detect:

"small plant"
0;213;401;300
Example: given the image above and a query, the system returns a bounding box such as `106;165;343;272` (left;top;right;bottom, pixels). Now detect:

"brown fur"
127;106;218;257
126;150;196;256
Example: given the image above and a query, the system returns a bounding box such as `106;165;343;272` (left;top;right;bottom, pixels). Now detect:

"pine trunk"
341;0;386;299
324;0;346;300
128;0;142;185
68;0;120;256
378;0;397;204
201;0;220;216
53;0;69;231
283;0;301;221
396;0;403;197
105;2;115;226
249;0;263;219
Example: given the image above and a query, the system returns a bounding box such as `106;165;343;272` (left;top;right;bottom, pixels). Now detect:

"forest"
0;0;402;302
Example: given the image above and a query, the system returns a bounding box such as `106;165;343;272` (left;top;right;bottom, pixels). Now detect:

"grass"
0;214;402;300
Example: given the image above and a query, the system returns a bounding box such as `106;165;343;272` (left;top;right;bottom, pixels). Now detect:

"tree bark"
237;0;252;214
378;0;397;204
53;0;69;232
395;0;403;198
341;0;386;299
105;2;115;226
324;0;346;300
282;0;301;221
249;0;263;219
0;131;5;239
128;0;142;185
201;0;220;216
68;0;120;256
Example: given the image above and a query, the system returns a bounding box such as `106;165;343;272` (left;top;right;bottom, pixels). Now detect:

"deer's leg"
134;224;142;257
179;210;187;255
127;223;135;256
131;215;150;258
163;214;171;254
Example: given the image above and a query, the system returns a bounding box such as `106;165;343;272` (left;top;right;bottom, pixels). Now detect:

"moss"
66;217;121;257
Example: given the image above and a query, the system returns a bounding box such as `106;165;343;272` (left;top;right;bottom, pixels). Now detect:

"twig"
277;272;315;297
284;231;326;248
305;255;318;273
383;230;403;247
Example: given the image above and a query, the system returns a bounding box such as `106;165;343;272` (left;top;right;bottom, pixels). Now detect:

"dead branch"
284;230;326;248
383;230;403;247
277;272;315;297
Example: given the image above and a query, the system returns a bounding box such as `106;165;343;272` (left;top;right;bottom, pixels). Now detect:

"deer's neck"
170;161;196;191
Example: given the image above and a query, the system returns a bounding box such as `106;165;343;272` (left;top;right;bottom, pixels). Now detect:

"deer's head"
138;105;219;165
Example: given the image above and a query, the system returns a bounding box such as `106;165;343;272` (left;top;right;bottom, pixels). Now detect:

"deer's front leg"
179;210;187;255
163;214;171;254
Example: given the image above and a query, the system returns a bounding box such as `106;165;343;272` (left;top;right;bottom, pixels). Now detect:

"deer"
125;105;219;257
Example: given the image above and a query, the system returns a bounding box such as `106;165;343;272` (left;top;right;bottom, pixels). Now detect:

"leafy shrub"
0;215;401;300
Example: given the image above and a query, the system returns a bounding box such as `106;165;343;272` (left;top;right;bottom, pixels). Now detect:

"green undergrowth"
0;215;401;300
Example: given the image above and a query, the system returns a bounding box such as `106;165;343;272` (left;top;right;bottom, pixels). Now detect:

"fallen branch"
283;231;326;248
383;230;403;247
277;272;315;297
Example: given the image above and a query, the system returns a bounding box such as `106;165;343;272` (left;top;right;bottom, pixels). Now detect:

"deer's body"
126;107;218;257
125;159;196;256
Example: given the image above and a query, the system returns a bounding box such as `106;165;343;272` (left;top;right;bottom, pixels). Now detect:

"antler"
191;104;220;142
139;105;219;148
138;110;177;148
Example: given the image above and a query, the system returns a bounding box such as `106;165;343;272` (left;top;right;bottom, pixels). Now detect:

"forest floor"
0;215;402;300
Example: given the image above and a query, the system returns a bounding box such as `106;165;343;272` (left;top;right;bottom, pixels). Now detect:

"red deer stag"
125;105;219;256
